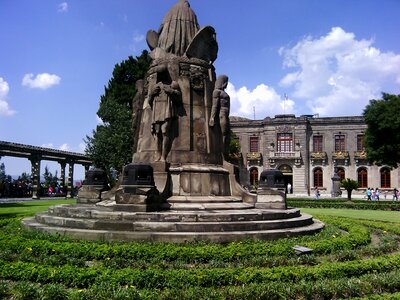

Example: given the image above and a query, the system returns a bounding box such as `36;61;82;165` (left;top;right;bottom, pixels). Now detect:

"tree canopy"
340;178;358;201
85;51;151;177
363;93;400;168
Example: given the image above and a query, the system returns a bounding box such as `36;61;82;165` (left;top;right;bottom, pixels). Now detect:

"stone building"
230;114;400;197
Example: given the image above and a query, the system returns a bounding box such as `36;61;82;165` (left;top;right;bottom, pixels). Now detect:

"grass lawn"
0;199;76;218
301;207;400;223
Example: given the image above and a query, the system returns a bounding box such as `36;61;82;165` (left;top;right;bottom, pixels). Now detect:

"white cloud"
78;142;86;153
59;143;70;151
96;115;103;124
133;33;145;43
41;143;54;148
279;27;400;116
58;2;68;13
0;77;16;116
22;73;61;90
228;82;295;119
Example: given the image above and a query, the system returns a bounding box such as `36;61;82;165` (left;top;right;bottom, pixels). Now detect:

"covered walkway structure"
0;140;92;198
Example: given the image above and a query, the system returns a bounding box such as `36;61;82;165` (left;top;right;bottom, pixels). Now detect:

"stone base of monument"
22;201;324;243
113;185;170;212
255;188;287;210
77;185;108;204
77;169;110;204
169;164;231;196
22;164;323;243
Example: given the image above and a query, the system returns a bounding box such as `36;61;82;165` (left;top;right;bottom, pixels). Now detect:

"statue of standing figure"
148;65;182;161
209;75;230;155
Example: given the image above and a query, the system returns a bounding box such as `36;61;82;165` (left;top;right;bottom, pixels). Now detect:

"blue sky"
1;0;400;180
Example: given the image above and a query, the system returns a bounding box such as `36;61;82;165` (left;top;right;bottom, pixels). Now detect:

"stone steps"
48;204;301;222
33;212;313;232
22;217;324;243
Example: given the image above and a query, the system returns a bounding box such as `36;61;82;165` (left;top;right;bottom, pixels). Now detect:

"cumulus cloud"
133;33;145;43
59;143;70;151
279;27;400;116
78;142;86;153
41;143;54;148
0;77;16;117
96;115;104;125
228;82;295;119
22;73;61;90
58;2;68;12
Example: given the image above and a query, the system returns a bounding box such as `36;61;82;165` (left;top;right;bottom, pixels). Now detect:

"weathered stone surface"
22;0;323;243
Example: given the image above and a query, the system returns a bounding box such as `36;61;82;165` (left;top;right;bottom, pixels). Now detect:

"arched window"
380;168;391;188
249;168;259;187
313;168;323;187
357;168;368;188
337;167;345;181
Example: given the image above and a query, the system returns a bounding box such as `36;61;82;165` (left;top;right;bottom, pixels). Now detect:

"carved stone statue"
148;65;182;161
147;0;199;57
210;75;230;154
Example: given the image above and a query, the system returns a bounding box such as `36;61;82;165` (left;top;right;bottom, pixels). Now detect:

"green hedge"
0;213;400;298
288;198;400;210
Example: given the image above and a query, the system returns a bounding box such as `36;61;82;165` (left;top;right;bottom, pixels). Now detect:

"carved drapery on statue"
156;0;199;56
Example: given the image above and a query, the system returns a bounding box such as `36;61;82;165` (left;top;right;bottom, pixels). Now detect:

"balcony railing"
354;150;367;165
332;151;349;166
354;151;367;159
246;152;262;166
310;152;327;166
268;151;301;166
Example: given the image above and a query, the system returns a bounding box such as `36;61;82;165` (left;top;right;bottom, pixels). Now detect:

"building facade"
230;114;399;197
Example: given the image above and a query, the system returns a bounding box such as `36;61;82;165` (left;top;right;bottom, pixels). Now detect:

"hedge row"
1;251;400;290
2;271;400;300
288;198;400;210
0;217;370;266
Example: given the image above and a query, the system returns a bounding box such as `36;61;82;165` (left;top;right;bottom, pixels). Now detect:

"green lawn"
0;199;76;218
302;207;400;223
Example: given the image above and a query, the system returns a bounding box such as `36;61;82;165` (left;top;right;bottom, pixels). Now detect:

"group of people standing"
366;187;399;201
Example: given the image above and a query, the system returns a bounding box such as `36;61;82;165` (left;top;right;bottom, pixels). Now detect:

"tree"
42;166;58;188
0;161;5;182
226;130;242;165
85;51;151;178
340;178;358;201
363;93;400;168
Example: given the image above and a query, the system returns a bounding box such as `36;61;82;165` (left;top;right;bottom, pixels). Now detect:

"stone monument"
129;0;252;204
22;0;324;242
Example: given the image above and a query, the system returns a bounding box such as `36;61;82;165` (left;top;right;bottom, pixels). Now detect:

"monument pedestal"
169;164;230;196
113;163;169;212
77;168;109;204
77;185;108;204
256;188;287;209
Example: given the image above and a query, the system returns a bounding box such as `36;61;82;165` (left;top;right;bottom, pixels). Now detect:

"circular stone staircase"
22;197;324;243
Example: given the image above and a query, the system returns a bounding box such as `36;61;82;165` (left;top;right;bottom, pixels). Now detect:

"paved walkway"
0;197;70;204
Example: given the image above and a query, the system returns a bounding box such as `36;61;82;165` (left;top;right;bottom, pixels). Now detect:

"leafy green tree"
42;166;58;188
0;161;5;182
85;51;151;178
226;130;242;165
18;172;31;182
363;93;400;168
340;178;359;201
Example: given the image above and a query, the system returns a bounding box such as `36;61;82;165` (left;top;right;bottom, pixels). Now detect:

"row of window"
249;134;365;153
314;134;365;152
313;167;391;188
250;134;295;153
